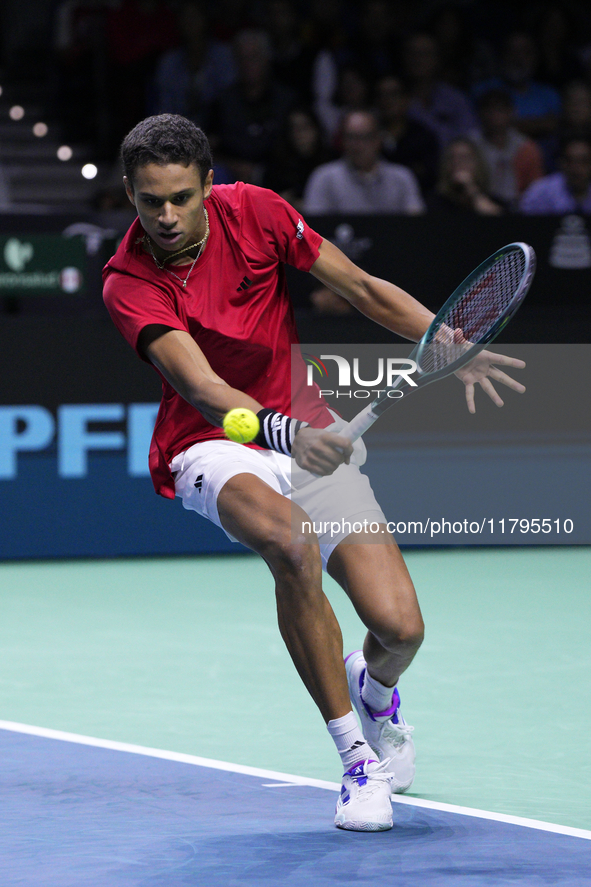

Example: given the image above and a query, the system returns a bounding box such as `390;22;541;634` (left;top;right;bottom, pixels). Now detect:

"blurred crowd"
52;0;591;216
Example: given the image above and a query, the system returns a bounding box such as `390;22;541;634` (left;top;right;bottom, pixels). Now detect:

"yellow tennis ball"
223;408;260;444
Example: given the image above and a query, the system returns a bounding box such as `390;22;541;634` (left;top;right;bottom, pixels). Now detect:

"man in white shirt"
303;110;425;215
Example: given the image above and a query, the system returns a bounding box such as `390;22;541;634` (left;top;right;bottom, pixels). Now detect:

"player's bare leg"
217;475;396;828
327;528;424;686
216;473;352;723
327;528;423;792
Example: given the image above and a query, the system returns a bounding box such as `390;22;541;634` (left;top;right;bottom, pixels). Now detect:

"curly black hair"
120;114;213;188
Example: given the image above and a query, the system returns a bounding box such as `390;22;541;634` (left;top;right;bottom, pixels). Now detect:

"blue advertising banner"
0;317;240;559
2;317;589;558
1;214;590;559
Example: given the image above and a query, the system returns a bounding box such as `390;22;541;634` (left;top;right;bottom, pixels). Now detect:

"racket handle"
338;406;380;443
291;405;379;491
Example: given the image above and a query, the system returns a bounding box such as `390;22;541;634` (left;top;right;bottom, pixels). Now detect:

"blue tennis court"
2;723;591;887
1;550;590;886
2;7;591;886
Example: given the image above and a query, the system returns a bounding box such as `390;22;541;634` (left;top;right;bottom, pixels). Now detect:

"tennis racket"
301;241;536;473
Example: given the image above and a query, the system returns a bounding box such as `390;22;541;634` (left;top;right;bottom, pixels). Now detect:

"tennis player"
103;114;525;832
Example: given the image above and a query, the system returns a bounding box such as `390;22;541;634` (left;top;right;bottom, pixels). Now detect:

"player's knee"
378;615;425;654
259;524;319;583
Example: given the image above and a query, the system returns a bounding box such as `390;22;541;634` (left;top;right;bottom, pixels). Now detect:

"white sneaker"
334;759;394;831
345;651;416;793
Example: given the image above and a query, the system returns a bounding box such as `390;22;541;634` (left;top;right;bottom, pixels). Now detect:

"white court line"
1;719;590;842
261;783;305;788
0;720;339;791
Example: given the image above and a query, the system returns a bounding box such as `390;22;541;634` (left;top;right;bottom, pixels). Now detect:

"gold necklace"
155;212;209;263
148;238;206;287
145;208;209;288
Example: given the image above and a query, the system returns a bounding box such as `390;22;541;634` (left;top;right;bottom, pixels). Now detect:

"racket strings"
419;249;527;374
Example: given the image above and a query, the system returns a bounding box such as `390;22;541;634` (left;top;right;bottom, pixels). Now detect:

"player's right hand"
292;427;353;476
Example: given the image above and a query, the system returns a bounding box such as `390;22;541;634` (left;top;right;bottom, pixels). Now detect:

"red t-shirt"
103;183;333;498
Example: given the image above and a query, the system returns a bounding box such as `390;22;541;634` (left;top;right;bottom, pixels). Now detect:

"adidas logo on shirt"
237;276;253;292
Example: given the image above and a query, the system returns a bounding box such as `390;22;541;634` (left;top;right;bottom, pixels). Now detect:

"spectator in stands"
473;89;544;208
540;80;591;172
266;0;315;99
351;0;402;83
561;81;591;141
473;31;561;141
314;63;372;146
53;0;112;145
309;0;398;145
263;107;334;210
429;137;503;215
402;32;478;148
152;2;236;127
209;29;294;184
557;81;591;148
106;0;178;150
302;110;425;214
307;0;360;139
374;74;440;196
427;3;495;90
303;0;352;58
308;0;402;146
519;137;591;214
207;0;257;42
534;3;582;88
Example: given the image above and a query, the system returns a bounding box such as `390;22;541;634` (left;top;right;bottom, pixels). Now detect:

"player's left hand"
455;349;526;413
292;427;353;475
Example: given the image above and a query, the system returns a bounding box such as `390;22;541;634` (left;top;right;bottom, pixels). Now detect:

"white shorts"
170;440;386;572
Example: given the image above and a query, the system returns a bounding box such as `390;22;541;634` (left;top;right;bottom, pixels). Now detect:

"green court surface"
0;547;589;832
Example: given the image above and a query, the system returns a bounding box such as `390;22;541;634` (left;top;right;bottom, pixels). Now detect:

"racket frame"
342;242;536;442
